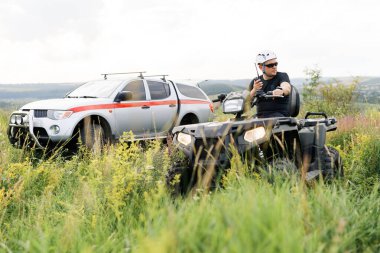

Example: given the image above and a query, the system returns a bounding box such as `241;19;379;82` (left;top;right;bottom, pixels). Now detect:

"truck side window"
147;81;171;100
177;83;207;100
122;80;146;101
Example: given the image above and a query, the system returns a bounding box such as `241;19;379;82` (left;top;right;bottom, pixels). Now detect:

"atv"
166;86;343;195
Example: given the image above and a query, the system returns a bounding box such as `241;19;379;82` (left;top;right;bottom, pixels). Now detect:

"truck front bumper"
7;110;75;149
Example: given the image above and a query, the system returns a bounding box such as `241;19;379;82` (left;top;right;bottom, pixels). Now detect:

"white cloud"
0;0;379;83
0;0;102;41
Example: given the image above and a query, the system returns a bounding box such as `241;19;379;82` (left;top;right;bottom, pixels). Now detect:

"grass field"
0;109;379;252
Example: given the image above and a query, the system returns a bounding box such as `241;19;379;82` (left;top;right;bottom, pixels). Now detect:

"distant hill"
197;80;246;96
197;78;320;95
0;76;379;109
0;83;81;100
198;77;380;104
0;83;81;109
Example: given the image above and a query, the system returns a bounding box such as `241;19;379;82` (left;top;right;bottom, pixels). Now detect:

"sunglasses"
265;62;278;68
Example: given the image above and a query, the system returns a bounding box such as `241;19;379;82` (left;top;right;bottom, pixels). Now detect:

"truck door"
146;80;178;135
114;80;152;138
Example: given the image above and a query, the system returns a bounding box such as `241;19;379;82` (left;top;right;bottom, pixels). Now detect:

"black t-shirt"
248;72;290;117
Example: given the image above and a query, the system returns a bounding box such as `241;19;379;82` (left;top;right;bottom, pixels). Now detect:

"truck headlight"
9;113;29;125
244;127;266;143
10;115;16;124
47;110;73;120
223;99;244;114
177;132;192;146
22;114;29;124
15;115;23;125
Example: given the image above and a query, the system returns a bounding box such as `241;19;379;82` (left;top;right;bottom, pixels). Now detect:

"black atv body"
167;87;343;194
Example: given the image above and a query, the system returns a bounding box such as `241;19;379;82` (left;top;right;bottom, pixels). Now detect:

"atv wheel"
271;158;298;175
166;164;194;196
262;158;298;178
323;146;344;179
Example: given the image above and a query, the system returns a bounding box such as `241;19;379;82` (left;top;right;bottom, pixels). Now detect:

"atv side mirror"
218;93;226;101
114;91;133;102
212;93;227;103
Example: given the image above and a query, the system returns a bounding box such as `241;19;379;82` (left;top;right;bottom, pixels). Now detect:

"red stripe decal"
70;104;115;113
180;100;211;105
69;99;210;113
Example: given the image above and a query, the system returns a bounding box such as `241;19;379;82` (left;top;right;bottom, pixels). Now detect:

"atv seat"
288;85;300;117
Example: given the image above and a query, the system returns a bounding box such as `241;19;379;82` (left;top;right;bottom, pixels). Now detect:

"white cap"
256;50;277;64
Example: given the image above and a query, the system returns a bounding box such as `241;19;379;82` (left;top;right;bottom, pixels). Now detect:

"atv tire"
323;146;344;179
166;164;194;196
270;158;298;175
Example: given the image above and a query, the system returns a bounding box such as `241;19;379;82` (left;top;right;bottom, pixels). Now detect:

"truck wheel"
166;165;194;196
323;146;344;179
80;123;106;152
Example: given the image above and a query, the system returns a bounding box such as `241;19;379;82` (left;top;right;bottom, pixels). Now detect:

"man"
249;50;292;118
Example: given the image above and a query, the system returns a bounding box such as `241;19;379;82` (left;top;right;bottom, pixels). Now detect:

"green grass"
1;109;380;252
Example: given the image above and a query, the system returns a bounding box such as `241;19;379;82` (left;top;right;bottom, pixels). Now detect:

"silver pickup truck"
7;74;214;150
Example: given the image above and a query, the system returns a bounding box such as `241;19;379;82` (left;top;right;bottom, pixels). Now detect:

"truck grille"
34;110;48;118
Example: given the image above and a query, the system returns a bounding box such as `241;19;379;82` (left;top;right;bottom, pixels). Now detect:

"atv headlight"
223;99;244;114
244;127;266;143
177;132;192;146
47;110;73;120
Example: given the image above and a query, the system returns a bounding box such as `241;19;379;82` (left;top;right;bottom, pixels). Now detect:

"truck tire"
80;123;106;152
323;146;344;179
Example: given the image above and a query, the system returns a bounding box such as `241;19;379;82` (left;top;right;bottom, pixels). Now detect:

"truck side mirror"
114;91;133;102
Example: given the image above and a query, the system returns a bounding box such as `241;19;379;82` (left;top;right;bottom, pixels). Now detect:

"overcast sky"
0;0;379;83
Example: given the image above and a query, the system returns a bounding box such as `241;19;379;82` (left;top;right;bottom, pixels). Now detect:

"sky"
0;0;379;83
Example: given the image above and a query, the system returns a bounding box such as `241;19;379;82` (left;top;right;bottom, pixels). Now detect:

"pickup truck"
7;74;214;150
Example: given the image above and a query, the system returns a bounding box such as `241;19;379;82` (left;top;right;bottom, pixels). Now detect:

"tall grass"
328;109;380;195
0;109;380;252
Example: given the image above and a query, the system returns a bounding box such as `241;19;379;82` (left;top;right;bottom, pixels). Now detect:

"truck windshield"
67;80;123;98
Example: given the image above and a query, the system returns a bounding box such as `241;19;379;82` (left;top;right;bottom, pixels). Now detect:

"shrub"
302;68;359;117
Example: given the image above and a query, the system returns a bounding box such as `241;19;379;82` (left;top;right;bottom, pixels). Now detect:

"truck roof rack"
101;71;146;80
144;74;169;82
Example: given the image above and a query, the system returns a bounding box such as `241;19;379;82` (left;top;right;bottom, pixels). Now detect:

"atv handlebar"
250;90;284;107
256;90;284;99
212;90;283;104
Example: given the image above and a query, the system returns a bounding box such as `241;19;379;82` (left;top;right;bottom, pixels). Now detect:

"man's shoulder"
276;72;290;82
276;72;289;78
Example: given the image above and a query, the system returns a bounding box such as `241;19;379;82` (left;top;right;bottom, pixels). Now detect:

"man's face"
260;58;278;77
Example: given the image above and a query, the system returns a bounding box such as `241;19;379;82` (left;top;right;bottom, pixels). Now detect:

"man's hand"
279;82;291;96
253;79;263;90
250;79;263;97
272;88;284;96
